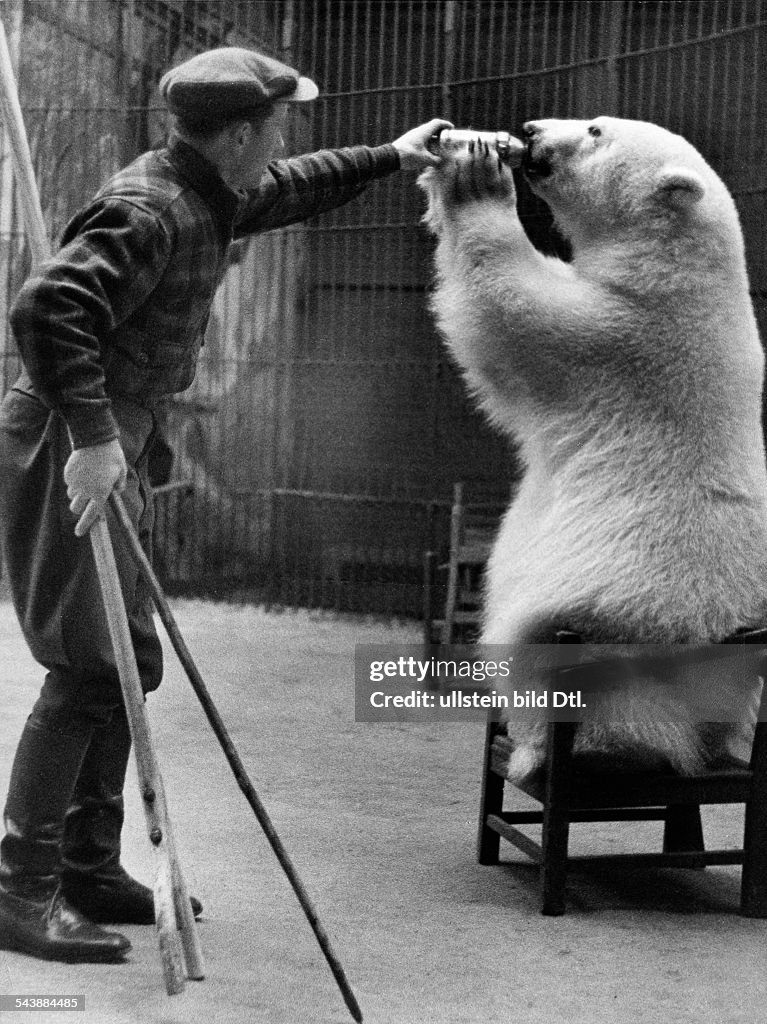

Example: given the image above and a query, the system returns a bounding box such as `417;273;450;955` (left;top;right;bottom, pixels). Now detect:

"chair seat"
490;731;754;807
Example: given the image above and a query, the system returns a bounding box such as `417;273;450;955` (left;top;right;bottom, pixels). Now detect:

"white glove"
64;438;128;537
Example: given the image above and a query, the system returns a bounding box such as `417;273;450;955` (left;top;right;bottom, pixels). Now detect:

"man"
0;45;449;963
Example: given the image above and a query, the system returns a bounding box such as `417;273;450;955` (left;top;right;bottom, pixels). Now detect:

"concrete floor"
0;600;765;1024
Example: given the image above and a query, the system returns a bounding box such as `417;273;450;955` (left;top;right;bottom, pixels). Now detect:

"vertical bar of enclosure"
427;0;457;508
660;2;675;129
728;0;748;160
717;0;735;157
702;0;720;153
602;0;625;115
442;1;457;118
565;0;578;114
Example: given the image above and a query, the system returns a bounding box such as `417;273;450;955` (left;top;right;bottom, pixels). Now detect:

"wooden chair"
423;483;505;648
477;627;767;916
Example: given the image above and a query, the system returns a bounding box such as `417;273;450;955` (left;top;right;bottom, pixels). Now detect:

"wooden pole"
88;520;201;991
0;0;24;393
0;15;48;267
110;492;364;1023
0;18;202;993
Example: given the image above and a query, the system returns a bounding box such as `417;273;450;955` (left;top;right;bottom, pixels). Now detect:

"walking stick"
88;520;204;992
109;494;364;1024
0;19;202;994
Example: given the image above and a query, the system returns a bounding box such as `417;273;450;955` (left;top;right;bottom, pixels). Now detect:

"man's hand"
391;118;454;171
64;438;128;538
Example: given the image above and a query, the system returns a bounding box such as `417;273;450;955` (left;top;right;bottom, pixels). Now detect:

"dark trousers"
0;384;163;724
0;383;163;885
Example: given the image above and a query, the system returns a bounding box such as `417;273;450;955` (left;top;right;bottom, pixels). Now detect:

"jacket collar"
166;137;242;232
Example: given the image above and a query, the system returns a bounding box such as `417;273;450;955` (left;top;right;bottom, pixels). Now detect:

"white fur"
420;117;767;780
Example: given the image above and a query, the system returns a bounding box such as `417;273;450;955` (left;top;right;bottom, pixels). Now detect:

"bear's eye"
588;125;602;138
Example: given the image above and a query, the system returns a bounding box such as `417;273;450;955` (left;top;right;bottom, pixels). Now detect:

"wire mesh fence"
1;0;765;617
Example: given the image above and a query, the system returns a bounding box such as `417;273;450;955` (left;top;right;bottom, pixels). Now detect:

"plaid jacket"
10;138;400;447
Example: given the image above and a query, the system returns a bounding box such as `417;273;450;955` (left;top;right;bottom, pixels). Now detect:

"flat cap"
160;46;318;128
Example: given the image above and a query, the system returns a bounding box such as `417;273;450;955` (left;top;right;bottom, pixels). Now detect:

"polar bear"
419;117;767;780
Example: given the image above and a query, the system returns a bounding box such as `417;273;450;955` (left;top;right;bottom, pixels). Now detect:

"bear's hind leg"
499;719;548;784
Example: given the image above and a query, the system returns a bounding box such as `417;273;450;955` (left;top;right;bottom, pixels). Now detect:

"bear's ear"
655;167;705;209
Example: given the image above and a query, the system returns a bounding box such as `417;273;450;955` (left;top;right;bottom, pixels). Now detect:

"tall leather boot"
0;716;131;962
61;708;202;925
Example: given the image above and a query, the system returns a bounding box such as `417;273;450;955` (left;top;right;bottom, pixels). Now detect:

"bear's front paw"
445;145;516;207
419;146;515;209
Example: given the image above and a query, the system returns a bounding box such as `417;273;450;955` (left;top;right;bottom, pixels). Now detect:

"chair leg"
741;823;767;916
663;804;705;862
740;725;767;917
540;722;576;915
477;720;503;865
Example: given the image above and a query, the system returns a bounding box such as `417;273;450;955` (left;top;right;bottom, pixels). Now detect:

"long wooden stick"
0;18;202;993
110;493;364;1024
0;17;48;266
88;521;201;992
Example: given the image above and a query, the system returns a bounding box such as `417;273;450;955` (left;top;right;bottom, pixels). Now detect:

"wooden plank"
486;815;543;863
566;849;743;869
497;808;667;824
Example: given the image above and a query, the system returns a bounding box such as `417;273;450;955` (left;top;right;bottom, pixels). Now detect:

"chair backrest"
447;481;507;564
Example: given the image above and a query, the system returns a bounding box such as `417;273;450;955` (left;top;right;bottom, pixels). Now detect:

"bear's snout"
521;122;552;179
